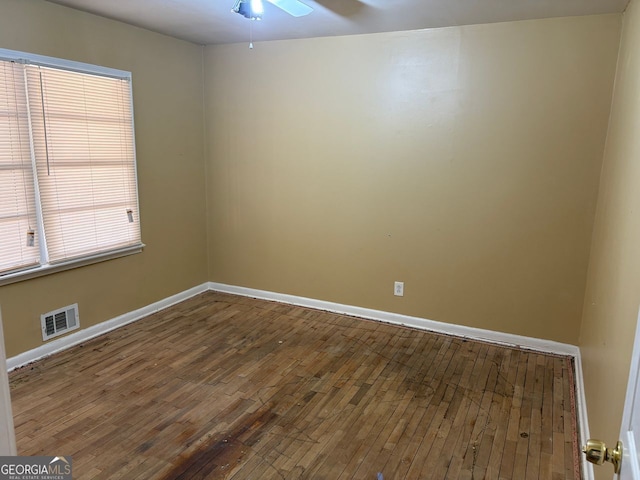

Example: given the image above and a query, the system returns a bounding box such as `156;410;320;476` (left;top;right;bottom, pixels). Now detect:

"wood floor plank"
483;348;514;480
431;343;492;478
9;291;581;480
375;334;441;477
458;345;500;479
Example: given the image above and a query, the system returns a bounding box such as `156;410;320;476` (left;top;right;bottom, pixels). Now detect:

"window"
0;49;142;284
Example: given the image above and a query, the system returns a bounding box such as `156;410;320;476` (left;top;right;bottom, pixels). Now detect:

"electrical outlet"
394;281;404;297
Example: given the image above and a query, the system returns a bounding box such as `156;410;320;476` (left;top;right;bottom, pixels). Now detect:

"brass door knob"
582;439;622;474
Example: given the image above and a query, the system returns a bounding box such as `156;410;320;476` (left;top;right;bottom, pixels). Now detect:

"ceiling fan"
232;0;313;20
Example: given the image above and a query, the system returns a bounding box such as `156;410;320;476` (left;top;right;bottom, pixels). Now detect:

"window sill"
0;244;145;287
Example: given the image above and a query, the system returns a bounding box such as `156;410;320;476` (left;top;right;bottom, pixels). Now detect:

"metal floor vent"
41;304;79;341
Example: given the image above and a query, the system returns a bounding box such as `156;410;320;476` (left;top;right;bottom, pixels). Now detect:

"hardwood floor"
9;291;580;479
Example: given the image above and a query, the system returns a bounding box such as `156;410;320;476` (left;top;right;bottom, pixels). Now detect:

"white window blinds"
0;51;141;279
26;66;140;263
0;61;39;274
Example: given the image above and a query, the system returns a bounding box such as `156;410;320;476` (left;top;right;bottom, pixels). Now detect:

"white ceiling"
45;0;629;45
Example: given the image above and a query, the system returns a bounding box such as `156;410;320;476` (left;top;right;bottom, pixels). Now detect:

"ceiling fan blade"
266;0;313;17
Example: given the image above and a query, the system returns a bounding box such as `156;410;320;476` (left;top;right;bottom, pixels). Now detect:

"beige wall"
204;15;620;344
0;0;208;357
580;1;640;477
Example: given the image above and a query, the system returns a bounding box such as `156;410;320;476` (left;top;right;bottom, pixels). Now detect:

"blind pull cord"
38;70;52;176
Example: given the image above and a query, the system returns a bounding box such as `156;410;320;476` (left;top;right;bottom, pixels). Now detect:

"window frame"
0;49;143;286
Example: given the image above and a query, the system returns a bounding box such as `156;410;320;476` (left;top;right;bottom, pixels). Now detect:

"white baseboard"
573;348;593;480
6;280;591;477
6;283;209;371
208;282;580;356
